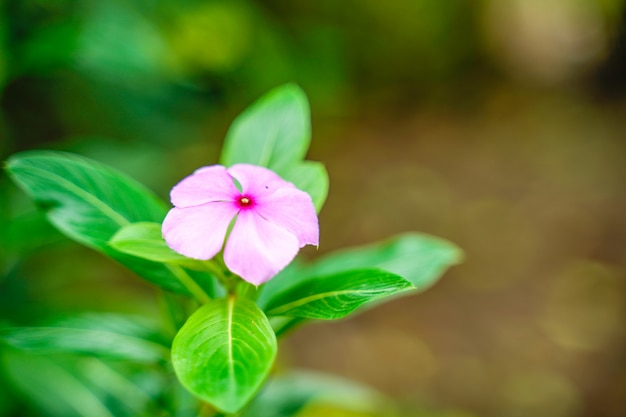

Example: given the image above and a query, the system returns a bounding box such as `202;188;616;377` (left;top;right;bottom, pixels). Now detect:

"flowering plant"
2;85;462;416
162;163;319;285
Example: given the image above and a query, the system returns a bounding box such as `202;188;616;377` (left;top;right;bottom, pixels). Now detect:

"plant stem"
201;259;230;282
201;257;250;296
236;280;258;300
166;264;211;304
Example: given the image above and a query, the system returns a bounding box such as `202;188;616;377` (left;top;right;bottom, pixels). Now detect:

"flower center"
237;195;254;208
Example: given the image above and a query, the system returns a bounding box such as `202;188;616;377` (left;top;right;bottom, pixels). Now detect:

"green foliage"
2;350;165;417
265;269;413;319
108;222;218;302
220;84;311;172
0;314;170;416
3;84;463;416
241;371;391;417
3;351;117;417
308;233;463;289
171;297;277;414
109;222;188;263
109;222;207;270
220;84;329;212
0;314;169;363
5;151;166;248
5;151;191;293
279;161;329;213
259;233;462;310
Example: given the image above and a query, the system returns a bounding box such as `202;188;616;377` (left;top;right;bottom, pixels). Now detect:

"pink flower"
162;164;319;285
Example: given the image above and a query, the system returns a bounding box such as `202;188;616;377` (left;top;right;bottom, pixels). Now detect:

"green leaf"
259;233;462;310
4;151;190;293
108;222;218;301
4;151;166;248
220;84;311;172
2;351;117;417
280;161;329;213
75;359;164;416
265;269;413;320
241;371;390;417
309;233;463;289
108;222;177;261
1;207;63;254
172;297;277;414
42;312;168;345
218;84;329;212
109;222;204;268
0;325;169;364
2;350;165;417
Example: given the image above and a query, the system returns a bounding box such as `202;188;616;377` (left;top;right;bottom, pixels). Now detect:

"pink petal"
162;203;238;260
224;210;299;285
254;187;319;247
170;165;239;208
227;164;295;198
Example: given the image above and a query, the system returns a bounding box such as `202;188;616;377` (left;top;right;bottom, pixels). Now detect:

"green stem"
196;257;257;300
200;258;240;293
166;264;211;304
236;280;258;300
204;257;251;296
201;259;229;282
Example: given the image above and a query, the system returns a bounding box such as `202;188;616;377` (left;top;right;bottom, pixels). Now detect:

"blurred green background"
1;0;626;416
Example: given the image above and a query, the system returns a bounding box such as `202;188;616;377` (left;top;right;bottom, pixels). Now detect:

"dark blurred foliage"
1;0;626;416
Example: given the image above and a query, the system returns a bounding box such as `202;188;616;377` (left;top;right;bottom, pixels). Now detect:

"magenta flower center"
236;195;255;209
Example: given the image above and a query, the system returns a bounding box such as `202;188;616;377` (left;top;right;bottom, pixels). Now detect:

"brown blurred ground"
283;86;626;417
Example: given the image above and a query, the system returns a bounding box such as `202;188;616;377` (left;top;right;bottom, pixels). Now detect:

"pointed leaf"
76;359;165;416
280;161;329;213
0;326;169;363
43;312;167;344
109;222;207;269
220;84;311;172
108;223;219;300
4;151;190;293
172;298;276;414
309;233;463;289
109;222;182;261
259;233;463;309
3;351;116;417
265;269;413;320
2;351;165;417
5;151;166;248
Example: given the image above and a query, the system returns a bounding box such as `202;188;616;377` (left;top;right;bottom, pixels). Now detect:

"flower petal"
227;164;295;198
224;210;299;285
255;187;319;247
162;203;238;260
171;165;239;208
